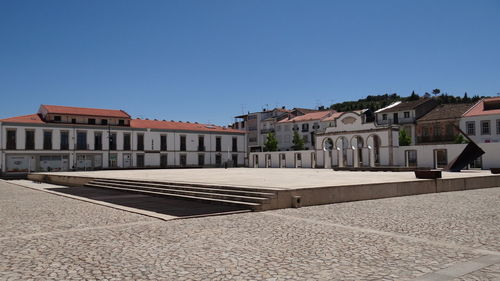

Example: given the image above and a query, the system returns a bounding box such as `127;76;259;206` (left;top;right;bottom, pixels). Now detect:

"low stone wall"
274;174;500;209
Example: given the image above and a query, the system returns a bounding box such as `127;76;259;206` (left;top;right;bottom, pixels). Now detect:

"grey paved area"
38;168;494;189
1;180;499;280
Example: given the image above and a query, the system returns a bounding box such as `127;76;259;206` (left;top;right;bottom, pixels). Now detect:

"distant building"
460;97;500;143
0;105;246;175
376;98;438;144
276;110;337;151
416;103;472;144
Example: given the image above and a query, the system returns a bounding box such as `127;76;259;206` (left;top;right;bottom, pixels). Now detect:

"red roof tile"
279;110;336;123
463;97;500;117
131;119;245;134
0;114;45;124
40;105;130;118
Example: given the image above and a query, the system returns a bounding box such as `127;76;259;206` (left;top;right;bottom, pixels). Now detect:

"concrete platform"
29;168;500;210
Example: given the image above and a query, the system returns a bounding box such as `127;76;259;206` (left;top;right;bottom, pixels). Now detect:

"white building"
276;110;337;151
460;97;500;144
0;105;246;175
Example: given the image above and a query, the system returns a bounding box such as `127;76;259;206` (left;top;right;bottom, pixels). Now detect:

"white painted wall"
460;115;500;143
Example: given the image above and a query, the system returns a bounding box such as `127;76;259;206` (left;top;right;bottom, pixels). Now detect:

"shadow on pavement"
47;186;249;217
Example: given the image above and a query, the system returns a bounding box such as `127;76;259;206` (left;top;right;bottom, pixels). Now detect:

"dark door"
232;154;238;167
393;113;399;124
160;154;168;168
137;154;145;168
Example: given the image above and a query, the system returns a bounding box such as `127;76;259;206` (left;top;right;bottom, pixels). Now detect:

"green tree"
454;134;469;144
292;131;305;151
264;132;278;152
399;130;411;146
432;88;441;97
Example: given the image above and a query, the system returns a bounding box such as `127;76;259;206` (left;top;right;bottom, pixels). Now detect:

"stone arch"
322;137;334;169
335;136;349;167
351;135;364;167
366;134;382;167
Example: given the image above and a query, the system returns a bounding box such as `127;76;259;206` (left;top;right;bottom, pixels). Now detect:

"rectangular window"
94;132;102;150
137;134;144;151
466;121;475;136
302;123;309;132
123;134;131;150
77;132;87;150
60;131;69;150
434;149;448;169
101;119;108;125
25;130;35;150
198;136;205;151
160;135;167;151
382;114;387;120
180;135;186;151
422;126;429;137
71;118;77;124
6;130;16;149
232;137;238;152
88;118;96;125
404;111;410;118
198;154;205;166
481;120;490;135
303;134;309;143
118;119;125;126
216;137;221;152
433;124;441;136
405;150;417;167
54;115;61;122
43;131;52;150
110;133;117;150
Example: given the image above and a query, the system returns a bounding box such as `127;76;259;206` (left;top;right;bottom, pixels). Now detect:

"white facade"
460;115;500;144
0;122;246;174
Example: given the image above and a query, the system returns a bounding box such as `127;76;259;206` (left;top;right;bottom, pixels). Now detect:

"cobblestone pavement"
1;181;499;281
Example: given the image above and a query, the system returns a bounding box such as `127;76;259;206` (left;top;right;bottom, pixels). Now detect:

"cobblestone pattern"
276;188;500;251
1;181;499;280
0;181;155;238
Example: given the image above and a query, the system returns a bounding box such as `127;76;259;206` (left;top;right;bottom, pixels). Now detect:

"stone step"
91;178;276;198
90;177;276;193
84;183;262;210
85;181;270;204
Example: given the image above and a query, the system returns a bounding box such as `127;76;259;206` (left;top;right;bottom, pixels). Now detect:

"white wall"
460;115;500;143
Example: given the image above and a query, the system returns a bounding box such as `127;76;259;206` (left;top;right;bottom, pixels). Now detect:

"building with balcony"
375;98;438;144
0;105;246;175
415;103;472;144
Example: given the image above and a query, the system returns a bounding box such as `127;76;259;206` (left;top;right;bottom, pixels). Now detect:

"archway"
322;138;334;169
335;137;349;167
367;134;381;167
351;136;364;167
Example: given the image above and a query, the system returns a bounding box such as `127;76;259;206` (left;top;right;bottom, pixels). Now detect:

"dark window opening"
77;132;87;150
71;118;77;124
54;116;61;122
137;134;144;151
94;133;102;150
60;132;69;150
88;119;96;125
25;131;35;150
232;137;238;152
43;131;52;150
180;136;186;151
118;119;125;126
101;119;108;125
7;130;16;149
216;137;221;152
198;136;205;151
161;135;167;151
110;133;117;150
123;134;131;150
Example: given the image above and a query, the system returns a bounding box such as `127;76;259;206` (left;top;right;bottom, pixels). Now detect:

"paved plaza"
1;179;499;280
41;168;494;189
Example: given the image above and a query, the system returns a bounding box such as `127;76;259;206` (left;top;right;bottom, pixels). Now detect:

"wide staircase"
84;178;278;211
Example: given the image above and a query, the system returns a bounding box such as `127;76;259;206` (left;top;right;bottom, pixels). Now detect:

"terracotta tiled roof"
418;103;473;121
321;111;345;121
279;110;335;123
40;105;130;118
463;97;500;117
131;119;245;134
0;114;45;124
377;98;434;113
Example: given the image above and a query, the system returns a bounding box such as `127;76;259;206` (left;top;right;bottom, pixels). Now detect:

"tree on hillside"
432;89;441;96
408;91;420;101
264;132;278;152
292;131;305;151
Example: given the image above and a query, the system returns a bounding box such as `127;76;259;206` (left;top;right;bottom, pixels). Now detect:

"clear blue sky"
1;0;499;125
